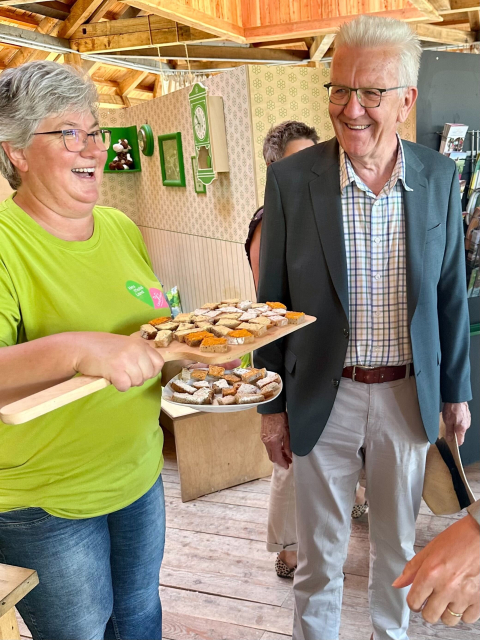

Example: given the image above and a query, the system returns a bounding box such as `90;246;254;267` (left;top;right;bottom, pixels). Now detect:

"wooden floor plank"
162;611;265;640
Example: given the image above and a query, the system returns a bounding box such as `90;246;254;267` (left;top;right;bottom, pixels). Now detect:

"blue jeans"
0;476;165;640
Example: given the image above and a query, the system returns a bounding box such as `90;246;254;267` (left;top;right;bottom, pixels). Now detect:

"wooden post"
0;608;20;640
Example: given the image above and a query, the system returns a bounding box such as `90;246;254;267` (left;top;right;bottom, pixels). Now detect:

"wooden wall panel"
140;226;256;312
242;0;420;29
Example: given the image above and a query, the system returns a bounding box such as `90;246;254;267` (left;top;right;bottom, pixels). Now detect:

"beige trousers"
267;463;298;552
292;374;429;640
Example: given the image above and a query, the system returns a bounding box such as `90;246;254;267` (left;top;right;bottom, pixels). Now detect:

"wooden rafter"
309;34;336;61
407;0;442;20
118;68;148;95
152;73;161;98
10;2;71;20
121;0;245;42
88;0;117;23
440;0;480;13
5;16;59;68
468;9;480;30
412;22;476;41
58;0;106;39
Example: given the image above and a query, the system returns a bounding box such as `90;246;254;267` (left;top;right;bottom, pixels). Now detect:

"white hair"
334;15;422;88
0;61;98;189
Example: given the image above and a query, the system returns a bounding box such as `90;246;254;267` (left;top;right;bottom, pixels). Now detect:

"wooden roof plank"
412;21;476;40
118;67;147;94
309;33;336;60
58;0;106;38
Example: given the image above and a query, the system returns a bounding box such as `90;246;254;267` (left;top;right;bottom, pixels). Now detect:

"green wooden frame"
158;132;186;187
191;155;206;194
104;126;141;173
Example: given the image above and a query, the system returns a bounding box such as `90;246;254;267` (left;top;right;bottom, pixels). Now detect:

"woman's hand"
74;333;164;392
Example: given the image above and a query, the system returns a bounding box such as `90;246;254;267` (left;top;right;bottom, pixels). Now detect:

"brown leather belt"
342;364;414;384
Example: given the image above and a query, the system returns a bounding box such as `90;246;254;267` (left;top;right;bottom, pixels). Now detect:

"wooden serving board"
0;315;316;425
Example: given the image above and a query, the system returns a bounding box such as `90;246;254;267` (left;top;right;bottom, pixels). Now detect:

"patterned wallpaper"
99;66;257;244
248;64;416;203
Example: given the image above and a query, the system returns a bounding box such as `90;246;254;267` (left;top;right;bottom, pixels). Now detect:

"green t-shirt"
0;196;170;518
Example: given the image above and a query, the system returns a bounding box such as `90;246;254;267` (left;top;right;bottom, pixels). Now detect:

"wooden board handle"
0;376;111;425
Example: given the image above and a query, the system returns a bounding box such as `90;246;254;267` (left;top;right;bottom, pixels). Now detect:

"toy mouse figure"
109;138;134;170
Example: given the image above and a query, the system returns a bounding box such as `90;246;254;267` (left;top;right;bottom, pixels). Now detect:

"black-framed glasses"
33;128;111;153
324;83;407;108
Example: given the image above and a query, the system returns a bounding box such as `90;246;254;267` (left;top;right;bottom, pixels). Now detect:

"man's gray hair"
335;16;422;87
0;60;99;189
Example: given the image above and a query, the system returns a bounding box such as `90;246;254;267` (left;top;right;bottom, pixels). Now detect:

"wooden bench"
161;399;272;502
0;564;38;640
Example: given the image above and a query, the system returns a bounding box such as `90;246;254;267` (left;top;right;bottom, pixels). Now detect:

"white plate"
163;370;283;413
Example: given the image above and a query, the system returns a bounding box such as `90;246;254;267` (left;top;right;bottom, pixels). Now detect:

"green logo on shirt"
126;280;154;308
126;281;169;310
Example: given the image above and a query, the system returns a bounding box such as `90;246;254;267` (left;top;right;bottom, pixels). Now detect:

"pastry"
177;323;195;332
205;309;224;319
191;369;208;381
221;298;240;305
237;300;253;311
269;315;288;327
208;365;225;378
153;330;173;347
222;387;237;397
202;302;220;310
227;329;255;345
235;393;264;404
180;368;191;381
218;395;236;405
223;374;241;384
174;327;206;343
267;302;287;310
200;337;228;353
193;381;210;389
171;380;196;394
260;382;280;399
160;322;180;331
140;324;157;340
286;312;305;324
210;325;232;338
252;316;273;328
236;383;259;395
148;316;171;326
212;379;230;393
241;368;266;384
175;312;194;323
217;319;241;329
184;331;213;347
238;322;267;337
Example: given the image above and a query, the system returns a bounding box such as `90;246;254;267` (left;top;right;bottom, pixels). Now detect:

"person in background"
245;121;367;580
0;61;167;640
254;15;471;640
394;500;480;626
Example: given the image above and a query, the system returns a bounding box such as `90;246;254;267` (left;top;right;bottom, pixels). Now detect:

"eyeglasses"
33;128;112;153
324;83;407;108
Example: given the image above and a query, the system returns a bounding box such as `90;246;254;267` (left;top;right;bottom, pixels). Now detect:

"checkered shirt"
340;137;413;367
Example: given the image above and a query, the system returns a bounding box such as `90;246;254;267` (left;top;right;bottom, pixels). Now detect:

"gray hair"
263;120;319;164
0;60;99;189
334;16;422;87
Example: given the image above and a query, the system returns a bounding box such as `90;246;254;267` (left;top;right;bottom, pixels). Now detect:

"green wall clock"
138;124;154;156
188;83;229;186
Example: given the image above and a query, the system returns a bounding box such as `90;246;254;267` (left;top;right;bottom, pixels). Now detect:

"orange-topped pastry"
227;329;255;345
148;316;171;326
267;302;287;310
184;331;212;347
285;311;305;325
200;336;228;353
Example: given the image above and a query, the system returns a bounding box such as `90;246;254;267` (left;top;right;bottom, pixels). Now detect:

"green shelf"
104;125;142;173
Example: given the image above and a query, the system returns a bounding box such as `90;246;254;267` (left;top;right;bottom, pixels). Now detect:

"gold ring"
446;607;462;618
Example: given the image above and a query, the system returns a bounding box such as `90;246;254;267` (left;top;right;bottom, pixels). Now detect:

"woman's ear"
1;142;29;174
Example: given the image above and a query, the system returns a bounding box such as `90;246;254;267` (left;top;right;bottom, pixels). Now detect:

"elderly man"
255;15;472;640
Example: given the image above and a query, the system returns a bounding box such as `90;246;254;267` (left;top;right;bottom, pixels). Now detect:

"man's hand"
442;402;471;445
261;411;291;469
393;514;480;626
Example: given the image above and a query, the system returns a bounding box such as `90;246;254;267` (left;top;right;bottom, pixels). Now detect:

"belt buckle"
352;365;375;382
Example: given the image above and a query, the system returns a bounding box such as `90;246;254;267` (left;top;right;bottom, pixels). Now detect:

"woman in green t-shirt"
0;61;168;639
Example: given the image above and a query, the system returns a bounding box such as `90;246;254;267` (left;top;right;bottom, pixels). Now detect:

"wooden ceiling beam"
468;9;480;30
10;2;71;20
439;0;480;13
90;44;310;62
70;18;218;53
88;0;117;22
427;0;452;10
4;16;60;68
407;0;442;19
412;22;476;41
152;73;161;98
243;8;434;43
118;68;148;95
58;0;106;39
310;34;336;61
0;7;41;27
121;0;245;42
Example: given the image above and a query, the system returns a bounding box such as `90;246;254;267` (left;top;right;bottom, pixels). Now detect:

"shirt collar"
339;134;413;195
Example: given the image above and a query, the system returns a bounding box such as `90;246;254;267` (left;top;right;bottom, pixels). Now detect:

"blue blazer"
255;137;472;455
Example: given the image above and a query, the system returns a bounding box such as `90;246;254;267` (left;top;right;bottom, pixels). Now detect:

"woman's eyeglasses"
33;129;112;153
324;83;407;109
